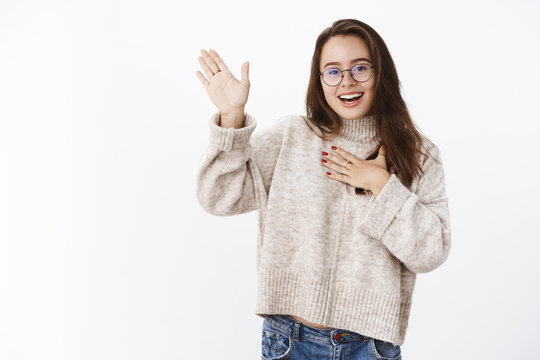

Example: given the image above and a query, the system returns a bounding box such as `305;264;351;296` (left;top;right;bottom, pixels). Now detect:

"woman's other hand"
196;49;250;128
321;144;391;198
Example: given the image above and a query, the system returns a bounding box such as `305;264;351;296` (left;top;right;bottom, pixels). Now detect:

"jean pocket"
368;338;402;360
261;319;292;359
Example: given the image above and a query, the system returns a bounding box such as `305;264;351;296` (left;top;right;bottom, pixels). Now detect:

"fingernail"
322;159;327;163
322;152;328;156
331;146;337;150
327;172;332;175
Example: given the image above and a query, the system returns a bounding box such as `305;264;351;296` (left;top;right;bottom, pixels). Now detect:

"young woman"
196;19;451;360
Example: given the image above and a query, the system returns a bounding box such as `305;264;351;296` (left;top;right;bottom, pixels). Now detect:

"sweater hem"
254;266;409;346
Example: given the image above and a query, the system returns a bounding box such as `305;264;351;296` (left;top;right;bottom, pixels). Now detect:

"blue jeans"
261;314;402;360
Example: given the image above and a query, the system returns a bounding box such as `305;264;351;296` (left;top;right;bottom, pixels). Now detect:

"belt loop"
292;319;301;341
363;335;370;342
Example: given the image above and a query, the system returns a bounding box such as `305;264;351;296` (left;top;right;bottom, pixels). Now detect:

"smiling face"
319;35;376;120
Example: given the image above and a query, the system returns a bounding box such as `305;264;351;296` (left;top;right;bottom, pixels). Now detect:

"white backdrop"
1;0;539;359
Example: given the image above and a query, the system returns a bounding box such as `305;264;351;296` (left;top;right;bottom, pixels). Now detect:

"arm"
359;144;451;274
196;112;284;216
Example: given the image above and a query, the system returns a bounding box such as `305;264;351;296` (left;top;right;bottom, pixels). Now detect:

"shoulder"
419;136;444;169
278;114;323;137
253;114;310;137
267;114;307;128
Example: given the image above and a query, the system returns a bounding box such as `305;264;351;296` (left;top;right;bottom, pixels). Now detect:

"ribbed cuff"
208;112;257;151
359;173;412;240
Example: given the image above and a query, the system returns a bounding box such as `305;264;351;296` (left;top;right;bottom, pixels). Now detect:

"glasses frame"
319;64;377;87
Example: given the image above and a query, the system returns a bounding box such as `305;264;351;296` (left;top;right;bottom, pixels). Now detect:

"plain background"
1;0;539;359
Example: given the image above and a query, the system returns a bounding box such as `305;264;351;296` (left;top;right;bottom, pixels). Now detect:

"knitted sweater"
196;112;451;346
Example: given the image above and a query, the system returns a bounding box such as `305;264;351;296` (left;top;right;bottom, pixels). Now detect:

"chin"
337;108;369;120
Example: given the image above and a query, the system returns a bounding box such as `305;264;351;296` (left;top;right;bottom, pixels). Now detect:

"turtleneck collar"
338;114;380;143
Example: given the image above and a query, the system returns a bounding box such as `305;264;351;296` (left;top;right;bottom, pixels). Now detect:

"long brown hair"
304;19;439;195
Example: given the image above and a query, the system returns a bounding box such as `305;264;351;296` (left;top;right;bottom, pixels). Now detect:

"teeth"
339;93;363;99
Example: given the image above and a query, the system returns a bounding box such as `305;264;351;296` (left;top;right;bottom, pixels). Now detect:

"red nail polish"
322;152;328;156
322;159;327;163
327;172;331;175
331;146;336;150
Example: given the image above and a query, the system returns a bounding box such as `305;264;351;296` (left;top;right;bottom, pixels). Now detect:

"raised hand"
196;49;250;128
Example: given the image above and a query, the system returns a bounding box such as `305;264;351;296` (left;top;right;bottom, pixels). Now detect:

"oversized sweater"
196;112;451;346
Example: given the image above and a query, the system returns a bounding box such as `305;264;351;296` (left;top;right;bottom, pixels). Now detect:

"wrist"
219;109;245;129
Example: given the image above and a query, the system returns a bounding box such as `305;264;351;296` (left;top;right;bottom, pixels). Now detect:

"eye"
353;64;368;72
327;68;340;76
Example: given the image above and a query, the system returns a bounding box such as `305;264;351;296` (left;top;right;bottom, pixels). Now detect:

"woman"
196;18;451;360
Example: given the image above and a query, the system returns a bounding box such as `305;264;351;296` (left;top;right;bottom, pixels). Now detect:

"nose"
340;70;356;87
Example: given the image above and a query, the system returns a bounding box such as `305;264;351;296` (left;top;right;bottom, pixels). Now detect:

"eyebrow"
322;57;372;68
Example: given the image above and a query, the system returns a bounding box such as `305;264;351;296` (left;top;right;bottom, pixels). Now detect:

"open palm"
196;49;250;116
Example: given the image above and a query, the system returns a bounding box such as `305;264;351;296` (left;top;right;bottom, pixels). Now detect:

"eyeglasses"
319;64;376;87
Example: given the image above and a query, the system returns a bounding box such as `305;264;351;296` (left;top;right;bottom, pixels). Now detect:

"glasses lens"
351;64;372;82
322;68;342;86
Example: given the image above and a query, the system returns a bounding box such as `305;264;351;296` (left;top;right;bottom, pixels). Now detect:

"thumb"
378;144;386;157
240;61;250;86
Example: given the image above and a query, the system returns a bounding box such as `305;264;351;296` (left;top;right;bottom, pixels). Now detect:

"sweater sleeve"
358;144;451;274
196;112;283;216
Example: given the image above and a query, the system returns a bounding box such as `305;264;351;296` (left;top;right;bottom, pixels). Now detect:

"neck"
339;114;380;143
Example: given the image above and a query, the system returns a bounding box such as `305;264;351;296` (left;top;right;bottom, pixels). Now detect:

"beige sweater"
196;112;451;346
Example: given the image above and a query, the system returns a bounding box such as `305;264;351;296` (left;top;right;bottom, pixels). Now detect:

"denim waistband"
264;314;370;345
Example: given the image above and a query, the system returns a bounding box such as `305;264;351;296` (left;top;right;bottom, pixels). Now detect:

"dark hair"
304;18;439;195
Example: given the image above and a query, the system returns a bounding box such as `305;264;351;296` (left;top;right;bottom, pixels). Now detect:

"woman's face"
319;35;376;120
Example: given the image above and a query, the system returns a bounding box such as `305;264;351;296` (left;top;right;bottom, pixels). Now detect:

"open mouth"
338;92;364;105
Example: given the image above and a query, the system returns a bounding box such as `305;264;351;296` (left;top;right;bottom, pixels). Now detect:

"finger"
321;157;351;175
195;70;209;89
325;170;347;183
209;49;230;72
200;49;220;74
330;146;357;165
321;151;344;165
198;55;215;79
240;61;250;86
